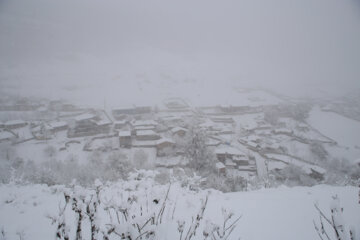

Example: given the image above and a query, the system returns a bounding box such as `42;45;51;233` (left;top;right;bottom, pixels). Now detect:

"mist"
1;0;360;107
1;1;360;239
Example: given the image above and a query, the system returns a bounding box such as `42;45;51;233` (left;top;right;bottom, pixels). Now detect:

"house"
4;120;27;129
133;125;156;132
205;137;222;147
224;159;237;169
112;106;152;119
211;117;234;124
159;116;183;126
237;165;257;172
119;130;132;148
75;113;96;123
272;128;293;135
156;138;175;156
135;130;160;141
215;146;246;161
96;119;112;127
131;120;158;128
114;120;128;129
48;121;68;132
246;141;261;150
233;155;250;166
32;125;53;140
171;127;187;137
69;113;105;138
0;131;16;143
215;162;226;174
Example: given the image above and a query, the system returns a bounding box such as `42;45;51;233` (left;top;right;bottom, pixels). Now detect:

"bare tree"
181;127;214;171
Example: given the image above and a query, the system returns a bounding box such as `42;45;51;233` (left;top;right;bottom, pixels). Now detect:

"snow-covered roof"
225;159;237;166
48;121;67;129
119;130;131;137
247;135;261;142
156;138;175;145
171;127;187;134
132;120;157;127
0;131;14;140
211;117;234;122
4;120;26;126
114;120;127;124
136;129;158;136
96;119;112;126
205;138;221;146
215;162;226;169
233;156;249;162
160;116;182;121
75;113;95;122
215;146;245;156
134;125;156;131
246;141;259;148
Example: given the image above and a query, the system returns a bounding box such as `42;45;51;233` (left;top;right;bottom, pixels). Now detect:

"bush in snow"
133;149;150;169
10;150;133;186
310;142;328;162
48;181;242;240
154;170;171;185
323;158;360;185
201;174;247;193
272;165;317;187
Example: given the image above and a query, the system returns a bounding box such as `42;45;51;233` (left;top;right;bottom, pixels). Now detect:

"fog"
0;0;360;106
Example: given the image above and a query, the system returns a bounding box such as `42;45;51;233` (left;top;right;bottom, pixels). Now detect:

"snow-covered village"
0;0;360;239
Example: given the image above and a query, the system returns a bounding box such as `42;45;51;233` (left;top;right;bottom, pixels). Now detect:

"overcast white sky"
0;0;359;105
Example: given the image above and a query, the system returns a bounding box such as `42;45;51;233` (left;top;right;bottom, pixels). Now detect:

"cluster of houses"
0;96;331;179
214;146;256;176
117;120;178;157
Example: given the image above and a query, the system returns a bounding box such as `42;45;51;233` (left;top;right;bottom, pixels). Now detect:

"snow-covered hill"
0;175;359;240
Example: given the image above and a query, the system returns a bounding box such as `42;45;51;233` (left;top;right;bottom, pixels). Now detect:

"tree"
181;127;214;171
310;142;328;162
133;149;149;169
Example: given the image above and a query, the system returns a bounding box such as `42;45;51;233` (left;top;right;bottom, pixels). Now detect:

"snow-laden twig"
184;195;208;240
313;196;353;240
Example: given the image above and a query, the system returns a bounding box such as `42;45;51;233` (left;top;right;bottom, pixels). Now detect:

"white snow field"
0;176;359;240
307;106;360;161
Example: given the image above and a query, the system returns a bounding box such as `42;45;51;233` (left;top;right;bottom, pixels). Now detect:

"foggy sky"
0;0;359;103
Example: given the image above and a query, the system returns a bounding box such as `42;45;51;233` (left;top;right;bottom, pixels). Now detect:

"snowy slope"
307;106;360;162
0;181;359;240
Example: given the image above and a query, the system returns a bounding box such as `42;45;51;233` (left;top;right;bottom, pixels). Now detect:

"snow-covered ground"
307;106;360;162
0;180;359;240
